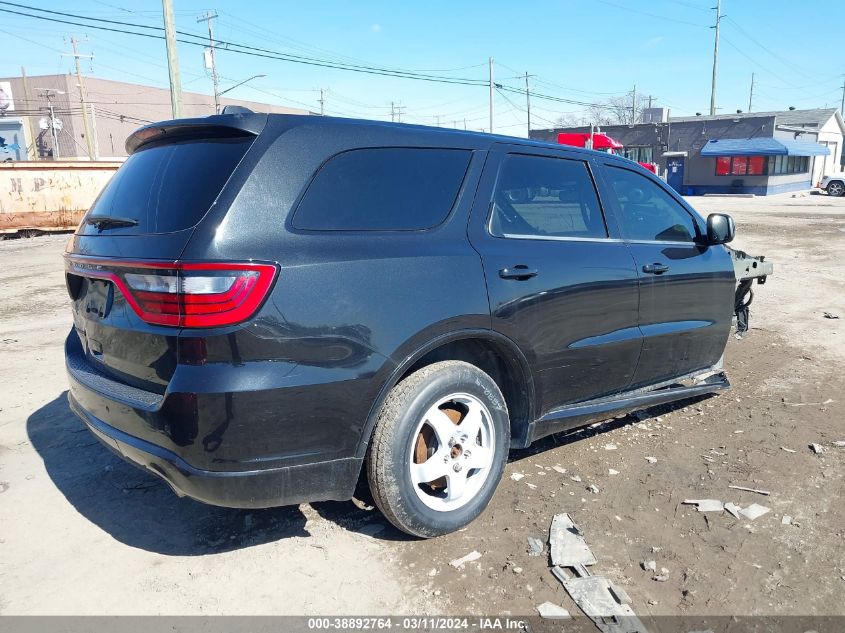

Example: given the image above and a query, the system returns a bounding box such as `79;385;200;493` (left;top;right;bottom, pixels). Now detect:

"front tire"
827;181;845;197
366;361;510;538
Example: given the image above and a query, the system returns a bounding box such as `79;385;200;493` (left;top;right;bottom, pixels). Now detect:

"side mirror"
706;213;735;245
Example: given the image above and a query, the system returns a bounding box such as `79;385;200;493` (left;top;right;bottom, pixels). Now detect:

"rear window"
80;135;254;234
292;148;471;231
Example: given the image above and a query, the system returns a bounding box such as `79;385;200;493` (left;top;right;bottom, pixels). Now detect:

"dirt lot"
1;192;843;617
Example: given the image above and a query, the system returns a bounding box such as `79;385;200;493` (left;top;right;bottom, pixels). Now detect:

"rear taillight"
65;258;278;328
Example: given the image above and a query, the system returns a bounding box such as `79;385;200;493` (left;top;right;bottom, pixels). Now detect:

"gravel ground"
0;191;843;617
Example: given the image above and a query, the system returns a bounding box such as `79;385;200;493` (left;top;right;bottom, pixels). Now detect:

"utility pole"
319;88;325;115
64;37;95;160
748;72;755;113
20;67;38;160
647;95;653;109
197;11;220;113
489;57;494;135
463;118;467;130
435;115;441;127
524;72;533;137
161;0;183;119
40;89;61;160
840;76;845;117
710;0;722;116
632;84;637;124
390;101;395;122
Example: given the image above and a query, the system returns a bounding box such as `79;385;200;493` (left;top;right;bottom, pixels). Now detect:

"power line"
0;3;490;86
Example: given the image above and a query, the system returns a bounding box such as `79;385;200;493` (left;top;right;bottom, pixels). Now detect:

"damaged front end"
730;248;773;335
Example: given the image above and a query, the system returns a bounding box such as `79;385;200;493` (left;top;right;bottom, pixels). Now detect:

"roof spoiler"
125;112;267;154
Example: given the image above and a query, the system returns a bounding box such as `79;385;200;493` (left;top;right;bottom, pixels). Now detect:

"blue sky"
2;0;842;134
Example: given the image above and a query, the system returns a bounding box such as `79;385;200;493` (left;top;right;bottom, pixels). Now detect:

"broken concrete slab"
810;443;824;454
833;440;845;447
449;550;482;568
510;472;524;481
527;536;544;557
724;502;742;519
781;515;792;525
552;465;567;474
608;468;620;476
683;499;724;512
738;503;771;521
536;601;571;619
549;513;597;567
642;560;657;572
645;456;658;464
552;571;649;633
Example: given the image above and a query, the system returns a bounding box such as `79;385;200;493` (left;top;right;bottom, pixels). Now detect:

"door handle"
642;263;669;274
499;265;538;280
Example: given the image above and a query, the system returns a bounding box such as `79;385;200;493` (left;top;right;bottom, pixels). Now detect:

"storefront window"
716;156;730;175
747;156;765;175
731;156;748;175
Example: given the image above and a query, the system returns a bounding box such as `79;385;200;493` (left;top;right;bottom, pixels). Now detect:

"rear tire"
827;181;845;197
366;361;509;538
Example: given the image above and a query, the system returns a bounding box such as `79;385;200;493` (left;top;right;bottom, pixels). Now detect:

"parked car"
64;112;769;537
819;173;845;196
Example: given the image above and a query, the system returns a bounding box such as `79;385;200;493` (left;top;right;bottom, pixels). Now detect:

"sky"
2;0;843;136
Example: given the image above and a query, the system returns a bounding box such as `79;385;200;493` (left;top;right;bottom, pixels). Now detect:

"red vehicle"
557;132;658;174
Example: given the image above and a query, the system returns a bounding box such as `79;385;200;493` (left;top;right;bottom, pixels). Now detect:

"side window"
604;165;698;242
292;148;471;231
490;154;607;239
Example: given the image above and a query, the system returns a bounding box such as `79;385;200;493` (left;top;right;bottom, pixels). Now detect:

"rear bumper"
68;392;362;508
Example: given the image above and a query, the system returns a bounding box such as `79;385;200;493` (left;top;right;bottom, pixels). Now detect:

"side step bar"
524;372;730;446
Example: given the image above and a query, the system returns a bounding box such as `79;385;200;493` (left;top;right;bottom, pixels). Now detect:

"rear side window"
292;148;471;231
603;165;699;242
82;135;253;234
490;154;607;239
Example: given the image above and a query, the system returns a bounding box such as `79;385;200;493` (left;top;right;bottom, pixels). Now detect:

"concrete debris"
645;456;658;464
738;503;770;521
525;482;537;489
570;475;582;482
823;311;840;319
724;502;742;519
608;468;620;476
552;465;567;474
833;440;845;447
728;485;770;496
536;602;571;619
683;499;724;512
642;560;657;572
810;443;824;454
780;446;796;453
588;484;600;494
651;546;662;553
553;571;649;633
549;513;597;567
604;443;618;450
653;568;670;582
781;515;792;526
449;550;482;568
510;472;524;481
527;537;544;557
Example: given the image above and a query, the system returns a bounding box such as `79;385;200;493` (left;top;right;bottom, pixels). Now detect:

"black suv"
65;113;755;537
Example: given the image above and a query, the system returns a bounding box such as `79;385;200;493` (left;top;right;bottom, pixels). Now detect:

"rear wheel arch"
355;330;536;460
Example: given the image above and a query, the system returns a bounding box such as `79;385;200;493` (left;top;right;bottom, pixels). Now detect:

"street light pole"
217;74;267;97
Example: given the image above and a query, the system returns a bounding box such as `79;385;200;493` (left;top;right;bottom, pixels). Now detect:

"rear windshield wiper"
84;215;139;229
